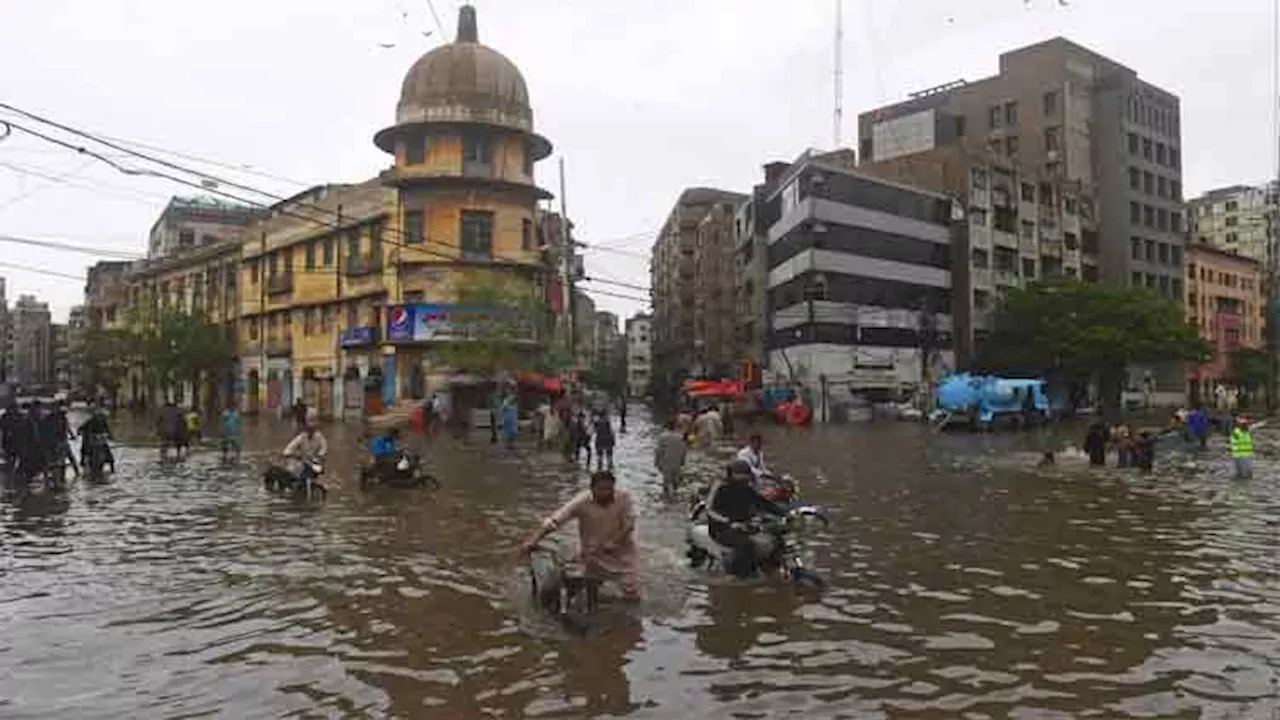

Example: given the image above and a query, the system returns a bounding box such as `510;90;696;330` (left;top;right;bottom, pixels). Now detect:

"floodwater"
1;409;1278;718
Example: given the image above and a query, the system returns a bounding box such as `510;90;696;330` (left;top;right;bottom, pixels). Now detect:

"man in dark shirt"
705;459;787;577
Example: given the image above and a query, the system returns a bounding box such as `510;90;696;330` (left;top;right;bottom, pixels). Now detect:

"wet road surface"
1;409;1278;718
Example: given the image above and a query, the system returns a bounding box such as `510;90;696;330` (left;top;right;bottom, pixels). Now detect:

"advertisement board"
385;304;532;344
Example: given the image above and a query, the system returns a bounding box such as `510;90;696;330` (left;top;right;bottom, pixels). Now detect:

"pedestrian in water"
1188;406;1210;450
1114;423;1133;468
501;393;519;449
220;402;243;463
654;418;687;493
44;402;79;479
158;399;188;460
618;395;628;433
0;399;19;470
569;410;592;466
1133;431;1155;473
593;409;615;470
1230;414;1255;479
13;403;42;484
185;405;203;444
292;399;308;431
1083;421;1108;467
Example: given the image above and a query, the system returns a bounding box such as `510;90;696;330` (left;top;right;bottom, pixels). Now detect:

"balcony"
265;336;293;356
267;273;294;296
345;254;383;277
995;268;1020;286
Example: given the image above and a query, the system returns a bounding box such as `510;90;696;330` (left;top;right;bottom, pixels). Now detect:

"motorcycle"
687;473;803;515
686;496;828;589
82;433;112;481
526;540;603;636
359;451;440;491
263;460;327;501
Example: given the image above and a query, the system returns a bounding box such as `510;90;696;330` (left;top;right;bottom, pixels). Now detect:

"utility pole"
833;0;844;149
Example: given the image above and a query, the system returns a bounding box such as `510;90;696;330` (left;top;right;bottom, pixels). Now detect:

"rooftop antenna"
834;0;844;149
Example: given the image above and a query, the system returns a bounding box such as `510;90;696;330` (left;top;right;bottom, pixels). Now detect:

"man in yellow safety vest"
1229;415;1255;480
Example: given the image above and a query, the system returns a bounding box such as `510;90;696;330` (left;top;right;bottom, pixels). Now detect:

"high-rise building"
859;37;1185;396
625;314;652;398
594;311;620;375
85;261;134;330
66;305;87;391
650;187;746;394
1186;184;1273;263
1184;243;1265;403
52;323;70;388
11;294;52;387
572;289;597;371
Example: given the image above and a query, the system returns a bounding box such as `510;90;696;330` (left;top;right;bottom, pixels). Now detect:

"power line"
0;260;86;282
94;132;312;188
0;158;172;207
581;275;648;292
0;234;143;259
0;105;658;300
578;286;650;304
424;0;448;40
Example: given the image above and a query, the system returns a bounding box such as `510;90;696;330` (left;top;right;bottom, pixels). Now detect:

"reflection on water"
0;410;1278;718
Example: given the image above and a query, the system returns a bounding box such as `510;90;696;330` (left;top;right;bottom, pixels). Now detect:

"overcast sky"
1;0;1276;323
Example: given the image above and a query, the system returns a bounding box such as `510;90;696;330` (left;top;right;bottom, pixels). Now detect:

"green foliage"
977;278;1211;378
1228;348;1271;391
434;273;546;377
80;327;135;395
137;308;233;393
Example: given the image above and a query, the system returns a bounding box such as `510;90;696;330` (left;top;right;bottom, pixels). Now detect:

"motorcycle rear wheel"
790;567;825;590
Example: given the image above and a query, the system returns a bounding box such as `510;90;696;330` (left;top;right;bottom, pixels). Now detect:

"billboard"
871;109;936;162
385;304;533;344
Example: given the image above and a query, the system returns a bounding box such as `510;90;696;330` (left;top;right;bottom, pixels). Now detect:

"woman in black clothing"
705;460;787;577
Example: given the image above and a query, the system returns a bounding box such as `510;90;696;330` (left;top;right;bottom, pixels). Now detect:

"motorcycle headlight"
396;458;410;471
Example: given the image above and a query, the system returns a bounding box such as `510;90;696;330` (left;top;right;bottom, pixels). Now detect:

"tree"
137;308;234;403
434;273;547;378
975;278;1211;419
80;327;137;402
1228;347;1270;408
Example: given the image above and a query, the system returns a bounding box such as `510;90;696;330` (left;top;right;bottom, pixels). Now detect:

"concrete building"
85;261;134;331
10;294;52;387
51;323;70;388
650;187;746;395
65;305;87;390
0;276;9;386
764;155;958;418
625;314;652;398
594;310;620;375
374;3;553;405
860;143;1100;364
1187;184;1273;262
572;289;597;371
859;36;1186;397
1184;242;1265;403
148;196;266;259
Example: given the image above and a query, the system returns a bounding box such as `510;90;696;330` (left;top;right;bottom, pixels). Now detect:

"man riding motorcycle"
705;459;787;578
282;421;328;484
735;433;771;491
78;404;115;476
366;427;414;481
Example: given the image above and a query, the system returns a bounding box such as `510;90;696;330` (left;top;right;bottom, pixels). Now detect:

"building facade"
594;311;620;375
764;157;957;418
85;261;134;331
10;294;52;387
1184;242;1265;403
1187;184;1273;262
66;306;86;391
148;196;266;259
650;187;746;396
859;37;1186;397
572;289;597;372
625;314;651;398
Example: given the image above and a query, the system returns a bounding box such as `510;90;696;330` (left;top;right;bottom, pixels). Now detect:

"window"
1155;143;1166;165
1144;239;1155;262
1064;232;1079;250
1172;278;1182;298
179;229;195;246
1158;243;1169;264
321;305;332;333
283;247;293;273
346;229;360;259
988;105;1001;129
1022;258;1036;278
1021;182;1035;202
1225;216;1238;227
1131;271;1142;286
1128;132;1139;154
1171;180;1181;202
323;237;334;266
1171;212;1182;233
969;207;987;226
268;253;279;276
1045;161;1062;177
1064;196;1077;214
1143;205;1154;228
1157;176;1168;198
462;133;492;163
346;302;359;329
303;308;316;336
1129;167;1140;190
1157;208;1168;231
1169;148;1180;168
405;135;426;165
1044;126;1061;152
460;210;494;260
404;210;425;245
971;166;988;190
1159;275;1170;295
1131;237;1142;260
305;240;316;270
1143;171;1154;194
1142;138;1152;159
522;218;534;251
1130;201;1141;223
1226;231;1239;245
971;248;989;268
1004;101;1017;125
1171;245;1182;266
1043;90;1059;115
250;259;260;285
1225;200;1239;212
1145;273;1156;289
955;116;966;137
404;291;425;303
1020;220;1035;239
1006;135;1019;155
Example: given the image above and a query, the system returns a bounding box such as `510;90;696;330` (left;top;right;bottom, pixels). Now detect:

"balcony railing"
345;254;383;277
264;336;293;356
267;273;294;295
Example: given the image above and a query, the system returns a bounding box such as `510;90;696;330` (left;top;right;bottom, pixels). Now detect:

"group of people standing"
1082;408;1257;479
0;400;113;483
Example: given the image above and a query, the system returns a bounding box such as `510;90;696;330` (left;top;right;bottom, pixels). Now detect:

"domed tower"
375;3;552;291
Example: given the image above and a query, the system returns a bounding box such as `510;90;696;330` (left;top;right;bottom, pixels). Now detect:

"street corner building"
81;4;560;419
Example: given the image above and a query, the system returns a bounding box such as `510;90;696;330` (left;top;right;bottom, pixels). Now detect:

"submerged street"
1;409;1278;718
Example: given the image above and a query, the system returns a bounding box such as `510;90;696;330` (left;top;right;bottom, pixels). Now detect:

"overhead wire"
0;104;649;299
0;260;86;282
0;233;143;259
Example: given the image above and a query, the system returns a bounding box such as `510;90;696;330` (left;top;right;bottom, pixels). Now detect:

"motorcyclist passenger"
368;427;406;477
734;433;770;491
78;404;115;474
283;421;328;482
705;459;787;578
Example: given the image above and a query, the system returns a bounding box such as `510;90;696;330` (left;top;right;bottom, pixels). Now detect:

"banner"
386;304;532;344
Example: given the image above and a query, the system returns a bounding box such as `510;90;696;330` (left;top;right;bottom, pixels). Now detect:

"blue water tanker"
933;373;1055;425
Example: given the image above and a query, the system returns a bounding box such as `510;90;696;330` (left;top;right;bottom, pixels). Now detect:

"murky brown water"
1;409;1278;718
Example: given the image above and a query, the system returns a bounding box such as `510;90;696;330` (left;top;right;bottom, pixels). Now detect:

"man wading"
1230;415;1255;479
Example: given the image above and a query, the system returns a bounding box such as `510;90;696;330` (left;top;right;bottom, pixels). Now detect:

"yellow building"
371;3;553;401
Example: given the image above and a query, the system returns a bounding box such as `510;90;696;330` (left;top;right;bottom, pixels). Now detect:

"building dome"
375;5;548;158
